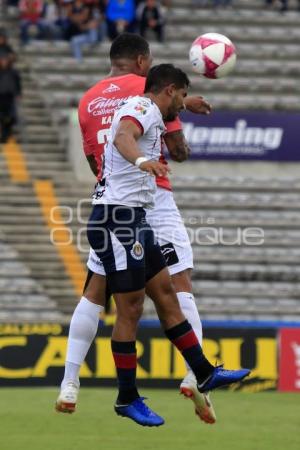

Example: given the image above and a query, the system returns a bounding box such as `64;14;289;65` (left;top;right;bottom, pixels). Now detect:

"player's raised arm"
113;119;170;177
164;94;211;163
164;130;190;162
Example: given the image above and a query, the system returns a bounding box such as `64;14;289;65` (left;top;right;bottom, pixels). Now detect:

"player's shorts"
87;204;166;293
87;188;193;277
146;187;193;275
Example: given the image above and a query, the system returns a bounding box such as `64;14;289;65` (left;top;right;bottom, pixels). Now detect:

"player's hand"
139;161;170;177
184;96;212;115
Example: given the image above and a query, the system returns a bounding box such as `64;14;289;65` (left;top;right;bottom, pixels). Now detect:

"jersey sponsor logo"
102;83;120;93
130;241;144;260
87;96;134;116
134;103;148;115
160;242;179;266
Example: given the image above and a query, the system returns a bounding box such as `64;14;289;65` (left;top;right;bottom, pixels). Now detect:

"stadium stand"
1;0;300;322
21;0;300;110
0;234;64;321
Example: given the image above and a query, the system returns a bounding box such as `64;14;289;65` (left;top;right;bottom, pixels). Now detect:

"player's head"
144;64;190;121
109;33;152;77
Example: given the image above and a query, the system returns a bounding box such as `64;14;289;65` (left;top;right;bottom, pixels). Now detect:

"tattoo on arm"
164;130;190;162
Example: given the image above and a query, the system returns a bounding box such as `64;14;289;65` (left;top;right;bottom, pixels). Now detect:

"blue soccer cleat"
114;397;165;427
198;366;251;393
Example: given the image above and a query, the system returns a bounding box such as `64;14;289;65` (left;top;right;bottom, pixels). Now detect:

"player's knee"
160;276;177;300
83;283;105;305
84;287;105;305
117;294;144;323
128;298;144;322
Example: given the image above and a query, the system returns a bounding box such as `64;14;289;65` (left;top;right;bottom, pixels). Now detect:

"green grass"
1;388;300;450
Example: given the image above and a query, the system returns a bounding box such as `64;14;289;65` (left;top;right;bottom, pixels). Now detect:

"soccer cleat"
114;397;165;427
55;381;79;414
180;371;216;424
198;366;251;393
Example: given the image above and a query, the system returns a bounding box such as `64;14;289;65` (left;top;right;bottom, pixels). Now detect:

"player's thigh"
146;266;185;325
171;269;192;293
83;269;107;306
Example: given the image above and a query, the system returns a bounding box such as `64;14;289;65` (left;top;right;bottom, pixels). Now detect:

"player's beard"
164;99;178;121
164;112;177;121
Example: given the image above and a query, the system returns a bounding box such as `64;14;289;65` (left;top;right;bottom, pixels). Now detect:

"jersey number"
97;128;110;145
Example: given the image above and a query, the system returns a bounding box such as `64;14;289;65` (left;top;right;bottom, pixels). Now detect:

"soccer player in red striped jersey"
57;34;218;422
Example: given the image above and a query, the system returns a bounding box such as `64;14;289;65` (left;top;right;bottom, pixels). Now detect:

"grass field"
1;388;299;450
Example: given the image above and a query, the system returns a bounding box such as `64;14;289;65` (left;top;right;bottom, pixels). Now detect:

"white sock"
176;292;203;371
61;296;104;388
177;292;203;372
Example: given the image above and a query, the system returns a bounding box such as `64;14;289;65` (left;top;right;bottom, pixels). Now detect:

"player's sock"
165;320;214;384
61;296;104;388
62;362;81;387
111;340;140;405
177;292;203;371
177;292;203;344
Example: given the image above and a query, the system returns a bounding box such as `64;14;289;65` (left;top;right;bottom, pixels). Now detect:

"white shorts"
87;187;193;277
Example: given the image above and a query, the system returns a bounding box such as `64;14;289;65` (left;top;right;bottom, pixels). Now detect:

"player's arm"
184;95;212;115
114;119;169;177
163;97;211;163
164;130;190;162
85;154;98;177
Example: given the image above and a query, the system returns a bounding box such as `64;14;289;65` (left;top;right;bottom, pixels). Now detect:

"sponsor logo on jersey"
87;96;134;116
135;103;148;115
130;241;144;260
103;83;120;94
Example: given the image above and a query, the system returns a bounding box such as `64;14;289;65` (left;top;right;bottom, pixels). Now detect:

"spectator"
137;0;165;42
62;0;104;61
41;0;63;40
19;0;46;44
191;1;210;6
64;1;93;37
279;0;300;12
0;53;22;143
54;0;74;38
0;28;16;66
105;0;136;40
212;0;232;7
4;0;20;16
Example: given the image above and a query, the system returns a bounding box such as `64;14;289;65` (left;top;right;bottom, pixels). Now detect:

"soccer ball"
189;33;237;79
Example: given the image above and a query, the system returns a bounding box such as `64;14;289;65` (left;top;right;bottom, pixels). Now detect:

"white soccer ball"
189;33;237;79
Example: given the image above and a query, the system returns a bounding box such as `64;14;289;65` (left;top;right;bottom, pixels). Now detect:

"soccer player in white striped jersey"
56;33;216;424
